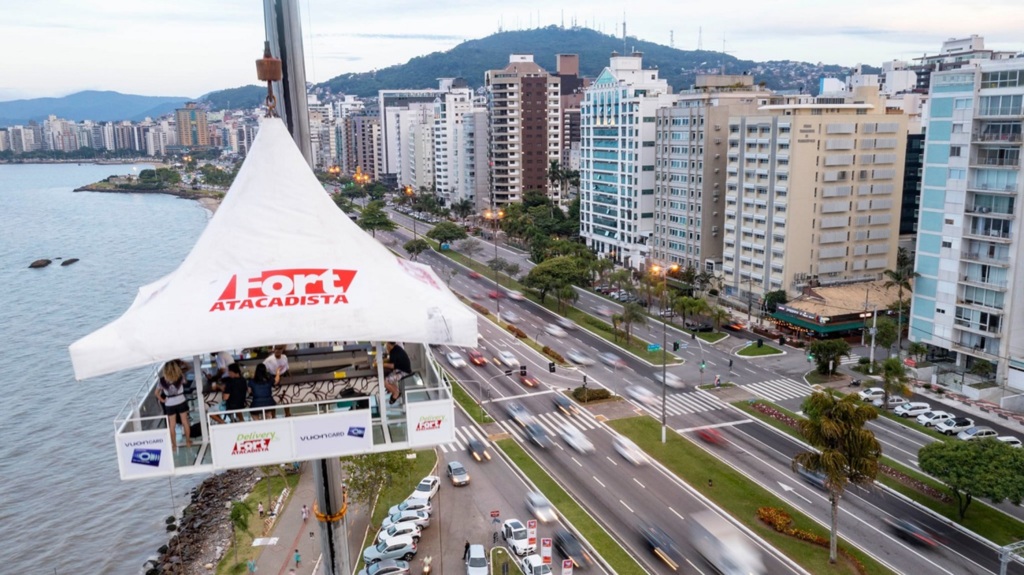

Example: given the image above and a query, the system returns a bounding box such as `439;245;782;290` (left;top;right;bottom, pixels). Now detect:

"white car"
381;510;430;530
653;372;685;389
466;543;488;575
998;436;1023;448
411;476;440;501
555;317;576;330
388;498;432;517
507;290;526;301
500;311;522;323
613;436;648;466
521;554;552;575
502;519;536;555
497;350;519;368
936;417;975;436
857;387;885;401
566;349;595;366
916;410;954;427
377;521;422;543
958;426;998;441
445;351;467;369
893;402;931;417
525;491;557;523
625;385;658;407
559;424;595;454
544;324;568;338
873;395;909;409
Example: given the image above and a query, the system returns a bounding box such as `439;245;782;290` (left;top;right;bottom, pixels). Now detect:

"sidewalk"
255;463;321;575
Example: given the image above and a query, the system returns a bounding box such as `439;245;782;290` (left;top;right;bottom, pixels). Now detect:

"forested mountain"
319;26;852;97
0;90;189;127
198;85;266;111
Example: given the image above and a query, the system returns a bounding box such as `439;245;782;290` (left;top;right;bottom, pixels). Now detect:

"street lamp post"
651;263;679;444
483;208;505;318
353;166;370;208
403;185;417;238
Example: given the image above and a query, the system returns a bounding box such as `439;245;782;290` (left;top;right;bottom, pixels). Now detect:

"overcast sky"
4;0;1022;101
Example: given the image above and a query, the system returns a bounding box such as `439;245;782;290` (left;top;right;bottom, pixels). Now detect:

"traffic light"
700;360;706;372
807;352;814;363
583;375;588;384
548;361;556;373
520;365;527;377
672;341;680;351
691;331;696;340
728;358;734;369
757;338;764;348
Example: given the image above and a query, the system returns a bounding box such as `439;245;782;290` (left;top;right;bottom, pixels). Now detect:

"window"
941;241;952;248
953;97;972;110
950;146;962;157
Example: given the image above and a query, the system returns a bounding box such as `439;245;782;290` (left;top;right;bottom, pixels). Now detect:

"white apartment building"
579;52;677;270
432;80;474;204
396;103;435;192
722;86;907;304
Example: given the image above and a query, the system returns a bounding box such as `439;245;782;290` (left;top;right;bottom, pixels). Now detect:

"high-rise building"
458;108;491;212
175;102;209;148
579;52;677;269
909;60;1024;390
307;95;337;171
341;114;379;178
432;78;474;204
721;86;907;306
378;84;450;189
396;103;435;192
651;75;772;275
485;55;562;206
555;54;588;194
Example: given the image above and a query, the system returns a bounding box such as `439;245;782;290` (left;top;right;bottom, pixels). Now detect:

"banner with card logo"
292;409;372;459
116;428;174;480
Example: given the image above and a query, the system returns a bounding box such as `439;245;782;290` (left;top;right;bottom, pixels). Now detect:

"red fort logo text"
210;268;356;312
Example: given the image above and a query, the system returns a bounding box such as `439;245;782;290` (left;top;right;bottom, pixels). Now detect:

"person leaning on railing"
248;363;279;419
155;361;192;449
221;363;250;423
375;342;411;405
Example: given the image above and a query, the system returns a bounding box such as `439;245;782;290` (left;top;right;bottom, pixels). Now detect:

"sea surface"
0;163;211;573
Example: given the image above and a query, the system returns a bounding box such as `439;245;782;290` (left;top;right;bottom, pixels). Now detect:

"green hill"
319;26;850;97
199;85;266;111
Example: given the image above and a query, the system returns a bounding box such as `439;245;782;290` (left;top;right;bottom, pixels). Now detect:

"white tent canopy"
70;118;477;380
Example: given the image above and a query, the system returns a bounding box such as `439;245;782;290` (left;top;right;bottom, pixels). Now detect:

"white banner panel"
541;538;553;564
210;419;293;469
561;559;574;575
116;428;174;480
291;410;372;459
406;399;455;446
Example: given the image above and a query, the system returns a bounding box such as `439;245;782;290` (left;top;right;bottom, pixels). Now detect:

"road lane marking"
619;500;634;513
605;456;618;466
593;476;605;488
669;507;685;521
633;478;645;489
572;456;582;467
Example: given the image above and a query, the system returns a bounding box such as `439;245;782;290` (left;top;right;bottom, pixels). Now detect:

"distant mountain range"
1;26;864;126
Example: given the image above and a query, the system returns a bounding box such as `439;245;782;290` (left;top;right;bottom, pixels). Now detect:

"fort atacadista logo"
211;268;356;312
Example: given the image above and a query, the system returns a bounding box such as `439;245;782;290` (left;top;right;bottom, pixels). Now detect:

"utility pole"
868;307;878;374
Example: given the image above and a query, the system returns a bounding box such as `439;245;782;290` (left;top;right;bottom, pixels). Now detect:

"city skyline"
4;0;1023;101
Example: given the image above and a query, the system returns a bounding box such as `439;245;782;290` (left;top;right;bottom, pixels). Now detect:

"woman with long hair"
249;363;279;419
154;361;192;449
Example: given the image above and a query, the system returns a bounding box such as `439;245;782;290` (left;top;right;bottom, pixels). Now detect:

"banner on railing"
292;410;372;459
406;400;455;446
116;428;174;480
210;419;293;469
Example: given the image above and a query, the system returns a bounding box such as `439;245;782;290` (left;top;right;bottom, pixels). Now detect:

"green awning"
770;312;864;334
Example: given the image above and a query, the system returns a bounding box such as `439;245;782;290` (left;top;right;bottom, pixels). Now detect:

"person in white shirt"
263;346;290;378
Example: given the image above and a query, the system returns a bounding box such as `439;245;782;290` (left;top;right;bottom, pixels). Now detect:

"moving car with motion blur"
445;351;467;369
690;511;764;575
613;436;648;466
884;517;939;547
526;491;557;523
625;385;658;407
639;522;684;571
554;528;594;569
467;438;491;462
553;394;579;416
467;349;488;366
559;424;595;454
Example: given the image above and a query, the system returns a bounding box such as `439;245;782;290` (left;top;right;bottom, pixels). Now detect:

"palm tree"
709;306;731;330
229;500;254;565
592;258;615;286
793;393;881;563
608;269;633;293
883;247;919;355
879;357;911;410
548;159;563;195
555;283;577;314
618;302;648;345
451;199;474;222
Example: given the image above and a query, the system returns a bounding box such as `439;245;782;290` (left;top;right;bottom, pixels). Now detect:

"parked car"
958;426;998;441
387;498;431;517
873;395;910;409
445;351;467;369
521;554;552;575
411;476;440;501
566;349;595;366
559;424;595;454
598;352;626;368
363;535;417;564
502;519;536;556
857;387;886;402
625;385;658;407
377;522;422;544
467;349;487;366
613;436;648;466
467;438;491;461
916;410;954;427
446;461;470;486
357;559;411;575
659;309;676;318
497;350;520;368
894;401;931;417
653;371;685;389
998;436;1023;448
544;323;568;338
381;510;430;530
553;528;594;569
526;491;557;523
465;543;488;575
936;417;975;436
553;394;579;416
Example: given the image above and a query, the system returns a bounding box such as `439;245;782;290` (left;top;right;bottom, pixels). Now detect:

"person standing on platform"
263;345;290;378
155;361;191;449
249;364;278;419
221;363;249;422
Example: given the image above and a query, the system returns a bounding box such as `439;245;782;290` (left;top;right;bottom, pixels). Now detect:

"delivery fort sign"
210;419;293;469
210;268;357;312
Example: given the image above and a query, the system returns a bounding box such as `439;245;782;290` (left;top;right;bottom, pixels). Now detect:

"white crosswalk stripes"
743;378;813;402
657;389;728;416
440;409;599;452
840;353;862;365
438;424;490;454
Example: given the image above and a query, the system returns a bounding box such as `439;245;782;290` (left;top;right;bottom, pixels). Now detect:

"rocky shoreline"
74;184;222;214
148;469;258;575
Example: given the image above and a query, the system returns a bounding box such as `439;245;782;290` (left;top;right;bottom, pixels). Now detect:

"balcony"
967;181;1018;194
970;157;1020;170
954;318;1003;335
963;228;1012;243
959;275;1009;291
966;205;1014;218
111;344;453;479
961;250;1011;266
950;340;1000;360
956;296;1005;314
972;132;1022;144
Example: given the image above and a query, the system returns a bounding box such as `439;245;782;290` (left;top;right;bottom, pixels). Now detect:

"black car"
639;522;683;571
525;423;550;448
467;438;491;462
885;517;939;547
684;320;714;332
505;402;533;427
554;529;593;569
553;394;579;416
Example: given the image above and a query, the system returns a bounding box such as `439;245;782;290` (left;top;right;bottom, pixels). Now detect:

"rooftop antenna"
698;26;703;51
561;9;564;28
721;37;733;75
622;12;627;54
670;30;674;48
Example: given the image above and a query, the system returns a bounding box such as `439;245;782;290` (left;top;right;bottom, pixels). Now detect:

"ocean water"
0;163;210;573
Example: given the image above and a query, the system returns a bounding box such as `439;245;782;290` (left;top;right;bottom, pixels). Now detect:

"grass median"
734;400;1024;545
217;472;297;574
737;343;784;357
497;439;648;575
451;378;494;424
608;416;893;575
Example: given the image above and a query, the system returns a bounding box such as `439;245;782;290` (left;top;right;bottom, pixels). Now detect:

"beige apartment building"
175;102;209;148
722;86;907;305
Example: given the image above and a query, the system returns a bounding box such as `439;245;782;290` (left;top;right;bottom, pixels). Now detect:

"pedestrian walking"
714;374;721;388
464;540;470;560
258;502;265;518
301;504;309;523
247;558;257;573
294;549;302;568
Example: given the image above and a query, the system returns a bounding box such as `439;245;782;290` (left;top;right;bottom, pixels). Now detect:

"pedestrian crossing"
840;353;862;366
438;409;599;453
655;389;729;417
742;378;814;402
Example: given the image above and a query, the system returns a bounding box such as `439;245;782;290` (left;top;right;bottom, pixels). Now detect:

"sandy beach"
196;196;221;214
